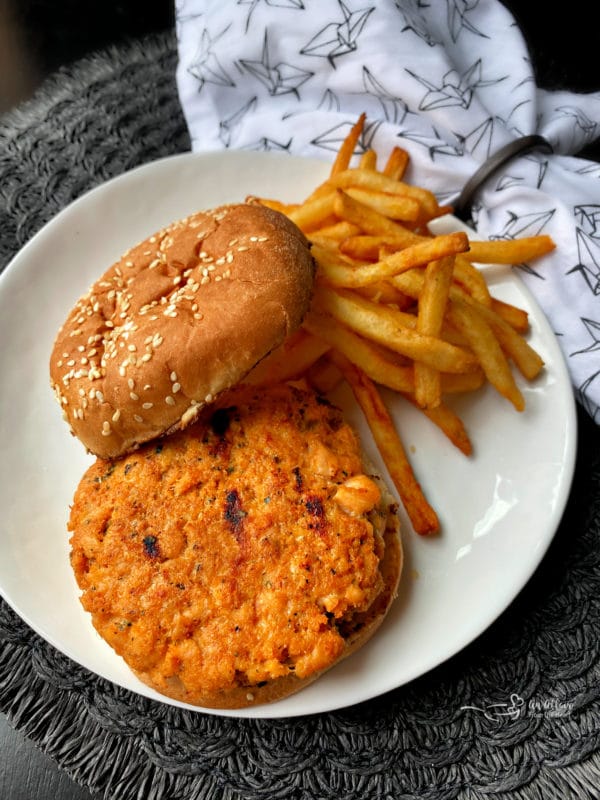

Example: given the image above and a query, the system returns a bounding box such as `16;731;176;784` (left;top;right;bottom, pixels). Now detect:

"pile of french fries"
246;114;555;536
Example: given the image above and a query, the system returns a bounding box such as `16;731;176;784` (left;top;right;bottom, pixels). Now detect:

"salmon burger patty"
69;382;401;708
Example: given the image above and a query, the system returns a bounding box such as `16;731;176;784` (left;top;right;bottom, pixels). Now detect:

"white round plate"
0;151;577;718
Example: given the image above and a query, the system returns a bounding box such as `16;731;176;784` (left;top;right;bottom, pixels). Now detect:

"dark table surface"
1;2;599;798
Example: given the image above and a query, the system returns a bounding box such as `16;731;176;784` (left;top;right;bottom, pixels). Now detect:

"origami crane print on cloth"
300;0;374;66
175;0;600;422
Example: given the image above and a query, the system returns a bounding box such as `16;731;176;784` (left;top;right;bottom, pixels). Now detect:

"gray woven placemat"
1;30;600;800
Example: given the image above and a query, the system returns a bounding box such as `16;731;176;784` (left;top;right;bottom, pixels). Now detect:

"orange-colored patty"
69;383;388;703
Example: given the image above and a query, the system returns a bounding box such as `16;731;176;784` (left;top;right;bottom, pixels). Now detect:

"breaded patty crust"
69;383;401;708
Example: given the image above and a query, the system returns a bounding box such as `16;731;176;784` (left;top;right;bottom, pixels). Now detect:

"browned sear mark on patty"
224;489;246;540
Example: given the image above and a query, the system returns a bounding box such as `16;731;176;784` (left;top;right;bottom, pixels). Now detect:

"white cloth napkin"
175;0;600;423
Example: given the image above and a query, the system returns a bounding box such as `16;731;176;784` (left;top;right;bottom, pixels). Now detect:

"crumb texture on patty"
69;383;398;707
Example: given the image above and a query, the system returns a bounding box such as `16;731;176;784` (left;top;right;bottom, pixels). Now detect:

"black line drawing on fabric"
554;105;598;147
241;136;293;152
492;209;555;239
311;117;377;156
488;209;555;278
567;228;600;296
574;161;600;178
458;117;494;159
397;0;439;46
446;0;489;43
188;26;236;91
356;66;411;124
574;204;600;236
406;59;506;111
239;29;313;96
278;88;342;121
175;0;204;24
218;97;258;147
238;0;305;34
571;318;600;355
395;125;464;160
577;370;600;423
494;154;550;192
319;88;342;112
300;0;375;67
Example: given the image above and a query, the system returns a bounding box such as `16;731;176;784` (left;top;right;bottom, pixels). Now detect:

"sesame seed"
165;396;176;406
142;402;153;410
112;410;121;422
170;371;177;382
134;414;143;423
95;390;104;403
130;392;139;401
128;378;135;389
172;383;181;394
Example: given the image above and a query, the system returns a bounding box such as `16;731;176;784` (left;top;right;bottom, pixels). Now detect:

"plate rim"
0;148;578;718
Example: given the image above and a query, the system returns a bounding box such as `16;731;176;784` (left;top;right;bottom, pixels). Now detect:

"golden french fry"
354;281;415;308
414;255;455;409
446;297;525;411
467;235;555;264
453;255;492;306
245;329;330;386
260;113;551;538
246;196;300;215
471;301;544;380
314;286;479;374
308;220;361;242
287;191;336;233
393;268;543;387
490;298;529;333
328;168;439;220
317;232;468;288
332;352;440;536
303;310;415;393
304;354;344;394
383;146;410;180
344;187;421;222
332;189;420;244
340;233;419;260
359;149;377;170
441;370;486;393
402;393;473;456
330;113;366;176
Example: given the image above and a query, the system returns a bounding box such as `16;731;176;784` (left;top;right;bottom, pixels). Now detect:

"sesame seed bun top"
50;202;316;459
